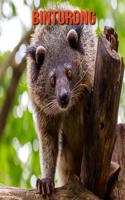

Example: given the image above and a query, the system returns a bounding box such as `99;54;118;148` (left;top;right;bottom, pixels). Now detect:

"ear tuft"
67;29;78;49
35;46;46;65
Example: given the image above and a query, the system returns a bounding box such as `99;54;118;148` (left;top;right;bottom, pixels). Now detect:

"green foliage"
0;69;41;188
0;0;125;189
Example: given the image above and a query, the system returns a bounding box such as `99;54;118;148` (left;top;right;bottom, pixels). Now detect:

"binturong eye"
50;76;56;87
67;69;72;79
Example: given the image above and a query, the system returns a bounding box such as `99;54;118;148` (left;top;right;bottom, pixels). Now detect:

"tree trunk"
81;27;124;199
105;123;125;200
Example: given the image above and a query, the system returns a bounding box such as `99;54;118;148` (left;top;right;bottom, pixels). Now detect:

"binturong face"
27;23;95;116
49;62;71;109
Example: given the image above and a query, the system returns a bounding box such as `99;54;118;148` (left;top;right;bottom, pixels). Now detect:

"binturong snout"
55;66;71;110
60;89;69;108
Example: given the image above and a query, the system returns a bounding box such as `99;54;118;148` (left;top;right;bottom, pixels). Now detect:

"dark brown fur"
27;2;97;194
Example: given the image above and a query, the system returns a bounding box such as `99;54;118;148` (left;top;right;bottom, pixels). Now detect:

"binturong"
26;2;97;196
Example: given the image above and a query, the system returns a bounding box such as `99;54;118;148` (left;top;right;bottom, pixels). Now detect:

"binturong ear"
67;29;78;49
35;46;46;65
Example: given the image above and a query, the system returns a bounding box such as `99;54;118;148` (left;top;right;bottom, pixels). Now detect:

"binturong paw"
36;178;55;195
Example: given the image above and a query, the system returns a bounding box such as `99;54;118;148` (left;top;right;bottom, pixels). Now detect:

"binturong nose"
60;90;69;107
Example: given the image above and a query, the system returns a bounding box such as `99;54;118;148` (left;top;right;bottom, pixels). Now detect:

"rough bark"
81;27;124;199
104;26;119;53
0;176;100;200
105;124;125;200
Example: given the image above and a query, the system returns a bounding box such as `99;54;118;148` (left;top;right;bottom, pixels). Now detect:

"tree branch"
0;58;26;140
0;176;100;200
0;27;33;84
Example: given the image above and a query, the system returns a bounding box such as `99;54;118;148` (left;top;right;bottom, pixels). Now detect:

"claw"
51;182;54;191
42;185;45;195
36;178;55;195
46;183;50;195
38;181;41;193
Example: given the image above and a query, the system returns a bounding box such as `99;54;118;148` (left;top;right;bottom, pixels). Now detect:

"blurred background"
0;0;125;189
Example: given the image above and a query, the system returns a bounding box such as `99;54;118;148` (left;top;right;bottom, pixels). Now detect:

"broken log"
81;27;124;199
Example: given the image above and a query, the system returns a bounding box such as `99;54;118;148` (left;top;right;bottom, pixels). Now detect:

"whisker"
43;99;59;116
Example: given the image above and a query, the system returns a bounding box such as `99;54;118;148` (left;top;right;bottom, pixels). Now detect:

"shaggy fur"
27;2;97;190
